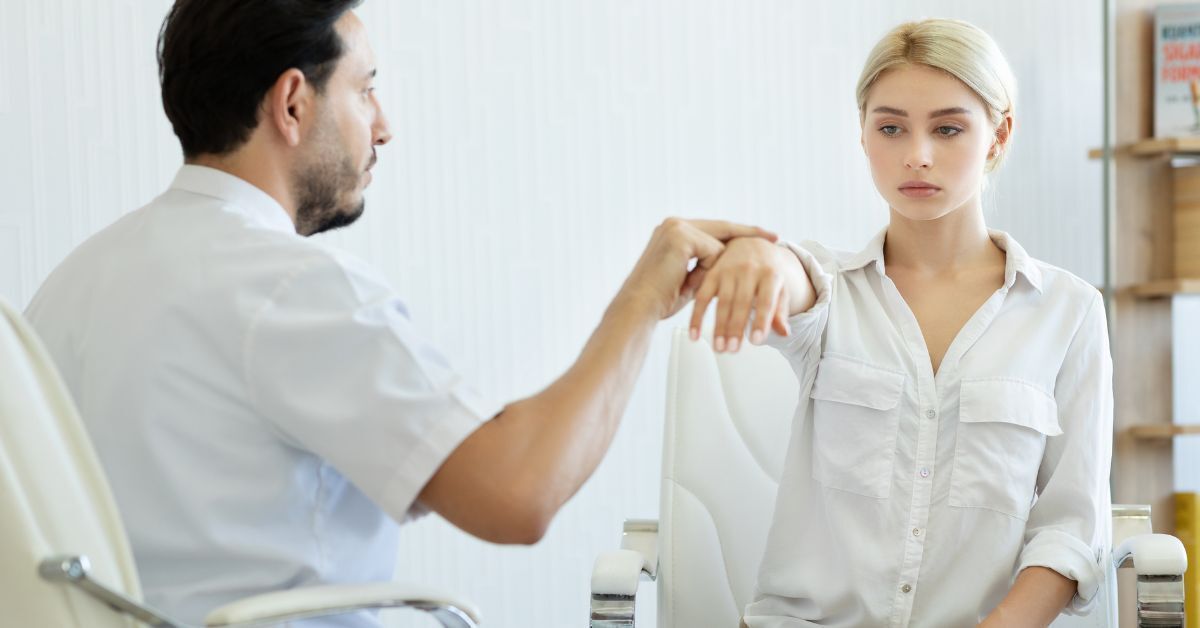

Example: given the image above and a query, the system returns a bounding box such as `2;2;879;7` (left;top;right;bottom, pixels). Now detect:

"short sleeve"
244;252;501;523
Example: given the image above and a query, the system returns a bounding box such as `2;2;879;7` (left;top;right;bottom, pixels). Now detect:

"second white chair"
590;328;1186;628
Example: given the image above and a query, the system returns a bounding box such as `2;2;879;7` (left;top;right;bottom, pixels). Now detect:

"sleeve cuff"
1017;529;1105;615
764;240;833;353
383;391;503;524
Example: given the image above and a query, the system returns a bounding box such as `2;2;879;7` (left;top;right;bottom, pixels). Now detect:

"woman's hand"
617;219;778;320
688;236;814;352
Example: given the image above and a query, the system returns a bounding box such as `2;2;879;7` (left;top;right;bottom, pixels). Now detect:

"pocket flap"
810;355;905;411
959;378;1062;436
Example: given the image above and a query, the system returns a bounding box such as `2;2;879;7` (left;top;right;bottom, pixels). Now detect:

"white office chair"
591;329;1187;627
0;298;481;628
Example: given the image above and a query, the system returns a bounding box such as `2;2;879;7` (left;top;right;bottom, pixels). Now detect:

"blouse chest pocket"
950;378;1062;521
809;355;906;499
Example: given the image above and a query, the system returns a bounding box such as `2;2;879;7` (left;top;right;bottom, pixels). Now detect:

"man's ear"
263;69;312;148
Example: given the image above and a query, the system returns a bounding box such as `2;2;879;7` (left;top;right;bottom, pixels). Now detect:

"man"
24;0;774;625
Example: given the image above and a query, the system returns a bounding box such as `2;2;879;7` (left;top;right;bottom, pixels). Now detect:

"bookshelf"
1128;424;1200;439
1102;0;1191;537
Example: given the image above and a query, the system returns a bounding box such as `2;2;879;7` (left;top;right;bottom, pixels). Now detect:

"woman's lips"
899;182;941;198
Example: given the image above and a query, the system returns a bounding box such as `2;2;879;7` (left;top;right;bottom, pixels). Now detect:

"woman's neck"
882;204;1002;277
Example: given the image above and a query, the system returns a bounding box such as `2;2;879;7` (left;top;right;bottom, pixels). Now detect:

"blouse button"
919;467;930;478
901;584;912;593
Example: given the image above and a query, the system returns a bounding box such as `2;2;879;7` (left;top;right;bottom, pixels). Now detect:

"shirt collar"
841;227;1044;294
169;165;297;234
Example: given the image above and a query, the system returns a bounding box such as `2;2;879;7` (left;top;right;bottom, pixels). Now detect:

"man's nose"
372;97;392;146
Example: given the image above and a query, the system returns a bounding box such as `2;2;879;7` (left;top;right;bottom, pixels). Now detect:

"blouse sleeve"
1016;292;1113;614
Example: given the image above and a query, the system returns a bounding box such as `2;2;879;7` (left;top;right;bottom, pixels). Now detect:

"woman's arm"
986;292;1114;624
688;236;816;352
978;567;1076;627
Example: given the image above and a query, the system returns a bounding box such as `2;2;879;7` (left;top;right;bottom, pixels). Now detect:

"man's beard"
293;120;368;237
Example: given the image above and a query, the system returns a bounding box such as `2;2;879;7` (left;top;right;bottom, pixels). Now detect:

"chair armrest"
1114;533;1187;628
1114;533;1187;576
204;582;480;628
591;520;658;627
620;519;659;579
592;549;646;597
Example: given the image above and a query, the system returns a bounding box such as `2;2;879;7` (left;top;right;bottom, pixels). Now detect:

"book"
1155;4;1200;138
1175;492;1199;627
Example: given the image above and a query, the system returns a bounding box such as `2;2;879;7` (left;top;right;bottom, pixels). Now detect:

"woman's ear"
859;117;867;154
990;112;1014;159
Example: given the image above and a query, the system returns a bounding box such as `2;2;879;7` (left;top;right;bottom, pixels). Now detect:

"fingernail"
714;336;725;352
751;329;765;345
728;337;740;352
690;327;699;341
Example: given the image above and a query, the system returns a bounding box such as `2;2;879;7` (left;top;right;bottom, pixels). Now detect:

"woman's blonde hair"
856;19;1017;172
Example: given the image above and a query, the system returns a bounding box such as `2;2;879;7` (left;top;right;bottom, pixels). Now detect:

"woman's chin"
887;204;952;223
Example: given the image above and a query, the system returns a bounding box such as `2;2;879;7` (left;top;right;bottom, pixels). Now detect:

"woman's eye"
880;125;902;137
936;126;962;137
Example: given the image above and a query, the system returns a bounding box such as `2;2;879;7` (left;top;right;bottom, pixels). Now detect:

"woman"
692;19;1112;627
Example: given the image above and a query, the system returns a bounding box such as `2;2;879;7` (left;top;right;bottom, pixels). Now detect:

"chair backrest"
657;327;1121;627
0;298;141;627
657;329;798;627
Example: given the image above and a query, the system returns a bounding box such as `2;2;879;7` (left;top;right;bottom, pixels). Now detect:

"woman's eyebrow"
870;106;973;118
929;107;971;118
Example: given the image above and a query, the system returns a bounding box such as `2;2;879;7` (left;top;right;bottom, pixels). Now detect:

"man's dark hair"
157;0;363;159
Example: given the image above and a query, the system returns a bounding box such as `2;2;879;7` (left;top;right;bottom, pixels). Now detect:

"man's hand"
617;218;777;320
417;218;776;545
688;236;815;353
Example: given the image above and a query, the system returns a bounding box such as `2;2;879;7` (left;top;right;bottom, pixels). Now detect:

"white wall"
1174;296;1200;492
0;1;1103;626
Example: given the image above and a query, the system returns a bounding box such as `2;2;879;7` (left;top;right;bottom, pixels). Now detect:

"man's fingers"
681;219;778;245
681;267;708;302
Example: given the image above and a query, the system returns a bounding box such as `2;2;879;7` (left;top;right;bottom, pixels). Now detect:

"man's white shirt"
743;230;1113;627
25;165;499;626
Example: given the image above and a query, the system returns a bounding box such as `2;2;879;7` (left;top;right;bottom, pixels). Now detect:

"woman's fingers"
772;286;792;337
749;271;783;346
721;276;758;352
689;271;720;340
712;280;736;352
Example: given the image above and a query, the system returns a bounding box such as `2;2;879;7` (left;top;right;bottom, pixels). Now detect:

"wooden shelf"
1128;424;1200;440
1089;136;1200;159
1127;279;1200;298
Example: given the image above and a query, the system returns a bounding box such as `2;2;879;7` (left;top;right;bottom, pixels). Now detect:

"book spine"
1175;492;1199;627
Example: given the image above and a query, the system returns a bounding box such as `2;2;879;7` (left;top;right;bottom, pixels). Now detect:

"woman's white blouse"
742;229;1113;627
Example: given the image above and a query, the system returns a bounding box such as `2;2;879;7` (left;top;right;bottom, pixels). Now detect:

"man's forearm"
504;289;659;515
979;566;1076;627
421;288;660;544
